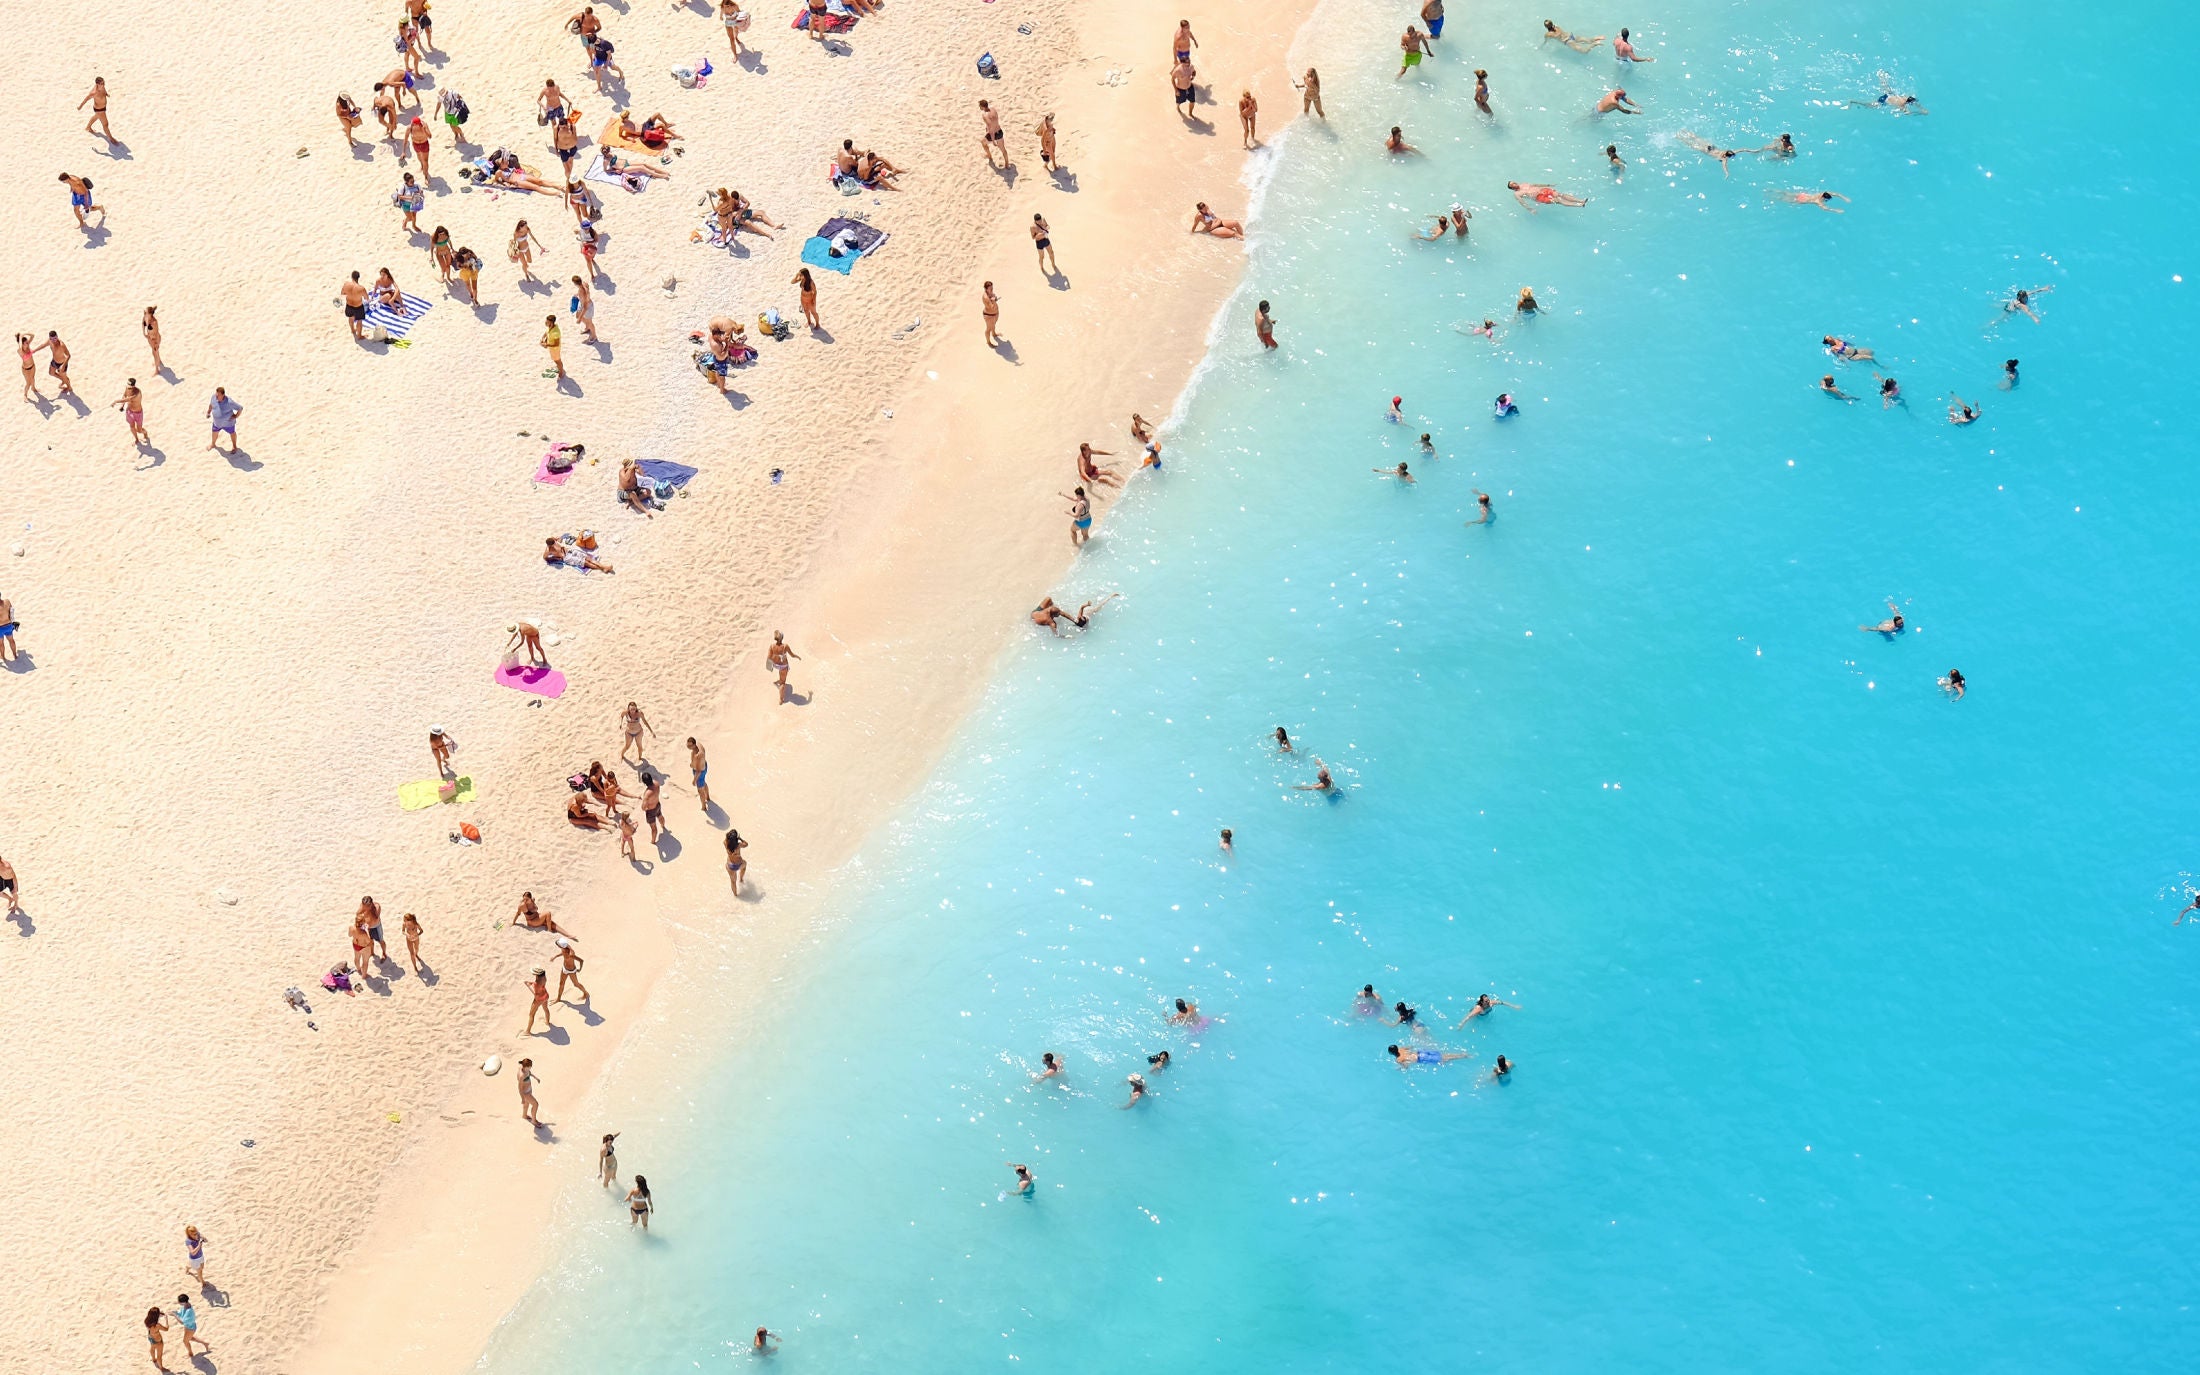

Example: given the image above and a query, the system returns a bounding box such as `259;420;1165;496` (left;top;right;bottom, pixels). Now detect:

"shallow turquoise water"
482;2;2200;1369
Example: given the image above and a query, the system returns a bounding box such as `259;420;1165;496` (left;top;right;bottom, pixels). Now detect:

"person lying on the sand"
544;536;614;572
487;150;563;193
600;148;671;180
619;111;683;147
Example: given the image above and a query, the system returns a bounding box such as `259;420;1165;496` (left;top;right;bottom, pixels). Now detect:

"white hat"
553;936;572;949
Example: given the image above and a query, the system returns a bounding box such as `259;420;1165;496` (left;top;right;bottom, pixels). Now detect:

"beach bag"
977;52;998;78
437;779;459;803
459;822;482;843
451;94;470;124
672;66;698;87
323;966;353;992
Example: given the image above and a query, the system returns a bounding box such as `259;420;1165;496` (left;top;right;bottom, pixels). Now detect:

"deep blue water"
480;2;2200;1369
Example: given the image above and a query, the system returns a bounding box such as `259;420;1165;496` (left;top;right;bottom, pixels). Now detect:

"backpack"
451;94;469;124
977;52;998;78
82;177;94;192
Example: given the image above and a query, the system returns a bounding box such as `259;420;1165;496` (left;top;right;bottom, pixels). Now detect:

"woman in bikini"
720;0;750;55
349;912;374;979
509;220;545;281
337;93;364;146
17;334;39;401
1190;202;1244;238
145;1307;171;1372
792;267;820;329
430;226;453;284
515;891;566;935
517;1058;542;1125
523;968;556;1035
402;911;424;973
724;830;749;895
142;306;164;372
627;1176;654;1228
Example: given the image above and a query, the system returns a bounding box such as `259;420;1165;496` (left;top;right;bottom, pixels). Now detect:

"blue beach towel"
636;459;699;490
365;293;435;339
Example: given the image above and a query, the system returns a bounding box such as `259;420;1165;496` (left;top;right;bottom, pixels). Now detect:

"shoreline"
288;0;1326;1369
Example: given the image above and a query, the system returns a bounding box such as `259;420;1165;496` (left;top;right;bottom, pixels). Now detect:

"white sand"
5;0;1323;1367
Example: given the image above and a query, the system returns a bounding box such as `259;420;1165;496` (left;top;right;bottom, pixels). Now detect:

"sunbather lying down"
602;148;670;180
479;148;562;192
619;111;683;147
544;535;613;571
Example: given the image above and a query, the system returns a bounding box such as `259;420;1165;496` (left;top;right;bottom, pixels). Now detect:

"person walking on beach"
1239;89;1258;147
523;968;556;1035
1036;113;1059;170
205;387;242;454
687;737;712;812
792;267;820;330
1255;299;1278;349
1397;26;1432;79
724;830;748;895
1063;487;1093;547
555;938;590;1002
429;725;456;775
60;173;103;227
402;911;424;973
182;1225;208;1287
599;1131;621;1187
640;771;666;841
766;632;800;702
626;1176;653;1228
407;115;434;175
171;1296;207;1359
145;1306;171;1372
1300;67;1324;118
0;853;19;916
114;379;150;448
982;281;1002;346
454;246;484;303
511;219;546;283
978;99;1008;168
396;172;425;232
80;77;117;142
517;1058;543;1125
618;700;655;762
541;315;565;381
1031;215;1058;275
1171;58;1198;119
141;306;164;373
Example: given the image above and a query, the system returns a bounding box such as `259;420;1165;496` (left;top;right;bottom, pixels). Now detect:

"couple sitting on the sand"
617;110;682;149
832;139;901;189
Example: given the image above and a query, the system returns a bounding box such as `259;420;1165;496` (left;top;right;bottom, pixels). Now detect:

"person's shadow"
807;326;834;344
517;278;554;297
1;651;35;676
589;340;614;364
992;161;1018;189
471;301;499;324
134;445;167;471
702;800;729;829
80;224;113;249
1049;167;1079;192
539;1024;572;1046
737;50;768;74
6;905;31;936
99;141;134;161
223;447;264;472
416;964;441;987
556;374;584;397
654;832;683;862
155;365;180;385
570;1001;606;1027
351;143;377;163
1045;270;1071;292
625;852;653;874
991;338;1020;364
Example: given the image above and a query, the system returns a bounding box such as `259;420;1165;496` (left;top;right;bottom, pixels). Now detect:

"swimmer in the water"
1852;79;1926;115
1274;725;1294;753
1779;189;1848;212
1385;1001;1425;1033
2002;287;2052;323
1007;1162;1036;1194
1759;132;1796;158
1468;490;1492;525
1493;393;1519;417
1031;597;1075;634
1820;374;1857;402
1605;143;1625;173
1070;593;1119;628
1374;462;1416;483
1509;181;1587;210
1612;27;1654;61
2000;358;2020;389
1596;88;1642;116
1874;372;1903;408
2174;894;2200;926
1470;317;1499;341
1414;214;1451;242
1858;600;1904;636
1446;204;1471;237
1419;432;1436;455
1455;993;1519;1027
1120;1073;1148;1108
1823;335;1875;362
1948;394;1980;425
1540;20;1604;52
1294;757;1336;792
1169;997;1200;1024
1515;287;1540;315
1387;395;1404;423
1473;69;1492;115
1389;1043;1473;1067
1679;131;1737;175
1491;1055;1514;1079
1355;984;1382;1012
1940;668;1966;700
1034;1051;1065;1081
1219;827;1233;853
1148;1049;1173;1072
1385;125;1418;154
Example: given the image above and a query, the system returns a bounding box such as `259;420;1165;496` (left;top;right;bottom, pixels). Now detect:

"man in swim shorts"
1389;1044;1473;1067
1420;0;1444;39
58;173;103;228
340;271;370;339
205;387;243;453
1397;25;1431;78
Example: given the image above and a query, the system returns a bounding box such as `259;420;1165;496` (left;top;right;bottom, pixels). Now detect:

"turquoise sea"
481;1;2200;1369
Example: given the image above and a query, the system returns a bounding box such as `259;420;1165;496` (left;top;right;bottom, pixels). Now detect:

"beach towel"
792;6;857;30
365;293;435;340
534;455;575;485
801;217;888;275
582;151;650;195
398;775;478;810
636;459;699;491
695;214;736;250
494;663;568;697
599;115;652;154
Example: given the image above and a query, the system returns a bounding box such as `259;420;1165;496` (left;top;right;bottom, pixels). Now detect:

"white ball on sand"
482;1055;503;1076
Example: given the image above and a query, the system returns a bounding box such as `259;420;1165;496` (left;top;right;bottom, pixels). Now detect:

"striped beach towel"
365;293;435;340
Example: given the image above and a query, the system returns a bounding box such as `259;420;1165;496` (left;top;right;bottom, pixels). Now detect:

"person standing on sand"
429;725;456;774
1171;18;1198;65
507;621;548;666
1238;90;1258;147
791;268;820;330
348;910;372;977
406;116;433;174
552;110;579;171
145;1306;171;1372
619;700;655;762
59;173;103;228
371;83;399;140
517;1058;543;1125
599;1132;621;1187
340;271;369;339
511;219;546;283
555;938;590;1002
402;912;424;973
205;387;242;453
978;99;1008;168
37;332;75;394
141;306;163;373
170;1295;207;1360
396;172;425;232
766;632;800;701
1031;214;1058;275
569;275;599;343
359;895;387;960
337;93;364;146
80;77;116;141
523;968;556;1035
0;853;20;916
1256;299;1278;349
182;1225;207;1287
18;334;40;401
686;737;712;812
724;830;748;894
542;315;565;380
1300;67;1324;118
639;771;666;841
1063;487;1093;547
982;281;1002;346
1171;57;1198;119
1036;113;1059;170
114;379;150;447
720;0;750;56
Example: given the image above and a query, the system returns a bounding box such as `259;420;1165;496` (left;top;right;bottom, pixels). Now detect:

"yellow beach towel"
398;775;477;810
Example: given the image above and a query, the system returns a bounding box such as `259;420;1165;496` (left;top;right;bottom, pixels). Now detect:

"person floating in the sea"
2001;287;2052;323
1007;1162;1036;1195
1387;395;1404;423
1375;462;1415;483
2174;893;2200;925
1778;188;1848;212
2000;358;2020;389
1455;993;1519;1027
1948;394;1980;425
1509;180;1587;210
1851;78;1926;114
1034;1052;1064;1081
1493;392;1519;418
1386;125;1418;154
1605;143;1625;175
1169;997;1201;1024
1355;984;1382;1013
1859;600;1904;636
1274;725;1294;753
1294;757;1336;793
1468;489;1493;525
1940;668;1966;700
1874;373;1903;409
1491;1055;1514;1080
1820;374;1857;402
1389;1043;1474;1068
1120;1073;1148;1108
1823;334;1875;362
1541;19;1604;52
1596;88;1642;116
1679;131;1737;174
1759;132;1796;158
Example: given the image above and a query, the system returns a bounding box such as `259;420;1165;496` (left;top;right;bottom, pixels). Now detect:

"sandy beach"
5;0;1319;1367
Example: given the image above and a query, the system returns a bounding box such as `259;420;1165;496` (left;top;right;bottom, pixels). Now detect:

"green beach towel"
398;775;477;810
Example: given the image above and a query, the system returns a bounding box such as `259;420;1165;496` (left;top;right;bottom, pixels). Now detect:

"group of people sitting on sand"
832;138;900;188
712;187;783;241
694;316;757;391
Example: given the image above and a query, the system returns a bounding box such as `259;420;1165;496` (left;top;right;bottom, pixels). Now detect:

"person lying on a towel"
619;111;683;148
602;148;670;180
544;536;614;572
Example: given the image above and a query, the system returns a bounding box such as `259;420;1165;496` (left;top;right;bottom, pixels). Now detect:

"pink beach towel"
534;453;574;486
494;664;568;697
